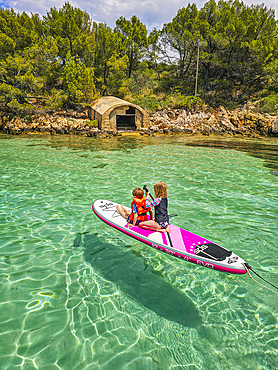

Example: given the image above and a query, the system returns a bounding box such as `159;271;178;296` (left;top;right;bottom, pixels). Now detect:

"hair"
132;187;144;199
154;181;168;198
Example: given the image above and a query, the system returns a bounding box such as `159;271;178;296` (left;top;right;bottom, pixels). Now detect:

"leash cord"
243;263;278;295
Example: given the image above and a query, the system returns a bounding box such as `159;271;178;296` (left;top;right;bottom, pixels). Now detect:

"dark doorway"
116;114;136;130
126;107;135;114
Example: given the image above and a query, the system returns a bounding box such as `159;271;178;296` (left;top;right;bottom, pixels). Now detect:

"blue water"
0;134;278;369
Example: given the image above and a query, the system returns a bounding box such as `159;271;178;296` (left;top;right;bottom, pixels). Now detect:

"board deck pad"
194;243;232;261
92;199;247;274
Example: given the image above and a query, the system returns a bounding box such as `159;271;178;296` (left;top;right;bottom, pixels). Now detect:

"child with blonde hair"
140;181;171;233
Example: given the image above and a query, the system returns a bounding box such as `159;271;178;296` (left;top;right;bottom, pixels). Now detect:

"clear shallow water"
0;134;278;370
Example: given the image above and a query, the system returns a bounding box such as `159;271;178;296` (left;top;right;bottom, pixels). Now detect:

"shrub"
129;92;204;112
86;120;98;127
130;94;160;111
162;93;203;111
6;99;34;114
257;95;278;114
45;89;67;110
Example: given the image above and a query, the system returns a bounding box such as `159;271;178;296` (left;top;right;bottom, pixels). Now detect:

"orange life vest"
129;197;149;222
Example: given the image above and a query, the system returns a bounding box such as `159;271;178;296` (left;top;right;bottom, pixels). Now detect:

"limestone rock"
271;118;278;135
1;106;277;137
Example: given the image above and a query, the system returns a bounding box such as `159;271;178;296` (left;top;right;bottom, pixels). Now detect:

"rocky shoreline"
1;106;278;137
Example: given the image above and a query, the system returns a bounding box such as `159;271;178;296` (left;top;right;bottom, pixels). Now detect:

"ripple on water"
0;135;277;370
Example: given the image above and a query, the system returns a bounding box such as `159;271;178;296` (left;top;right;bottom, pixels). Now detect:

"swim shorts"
158;221;170;229
127;215;141;226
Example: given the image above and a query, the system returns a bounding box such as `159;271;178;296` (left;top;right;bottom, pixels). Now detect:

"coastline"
1;106;278;137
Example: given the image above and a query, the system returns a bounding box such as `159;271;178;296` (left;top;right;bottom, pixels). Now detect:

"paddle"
143;185;174;249
143;185;154;200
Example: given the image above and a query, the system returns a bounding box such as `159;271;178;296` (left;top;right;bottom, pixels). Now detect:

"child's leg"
139;220;166;232
116;205;130;219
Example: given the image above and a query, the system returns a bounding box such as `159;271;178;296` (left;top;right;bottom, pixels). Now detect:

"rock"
244;112;258;121
271;118;278;135
0;106;277;137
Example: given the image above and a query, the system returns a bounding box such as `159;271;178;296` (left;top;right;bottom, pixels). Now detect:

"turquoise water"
1;134;278;370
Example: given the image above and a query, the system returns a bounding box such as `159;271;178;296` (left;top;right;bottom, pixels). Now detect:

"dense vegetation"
0;0;278;114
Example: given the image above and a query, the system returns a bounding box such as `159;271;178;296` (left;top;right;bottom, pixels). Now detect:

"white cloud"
1;0;277;30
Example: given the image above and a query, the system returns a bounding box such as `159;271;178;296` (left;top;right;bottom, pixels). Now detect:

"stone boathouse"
88;96;149;131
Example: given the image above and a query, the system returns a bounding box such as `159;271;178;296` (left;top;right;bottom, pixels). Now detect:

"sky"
0;0;277;30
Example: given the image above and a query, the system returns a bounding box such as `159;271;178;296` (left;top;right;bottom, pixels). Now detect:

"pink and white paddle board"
92;199;247;274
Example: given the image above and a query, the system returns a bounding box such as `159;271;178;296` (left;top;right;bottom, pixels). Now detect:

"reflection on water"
184;137;278;171
0;133;277;369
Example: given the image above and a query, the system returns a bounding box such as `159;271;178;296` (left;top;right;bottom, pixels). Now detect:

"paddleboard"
92;199;247;274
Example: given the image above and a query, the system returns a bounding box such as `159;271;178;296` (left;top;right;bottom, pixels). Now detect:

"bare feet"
165;225;171;233
159;228;167;233
157;225;171;233
116;205;129;219
116;205;123;214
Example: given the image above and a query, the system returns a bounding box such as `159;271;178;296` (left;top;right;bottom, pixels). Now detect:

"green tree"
93;22;122;93
144;29;166;84
43;2;94;65
0;8;39;52
199;0;278;98
0;9;45;107
159;4;202;82
115;15;148;78
105;55;130;97
0;53;44;107
61;54;95;107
